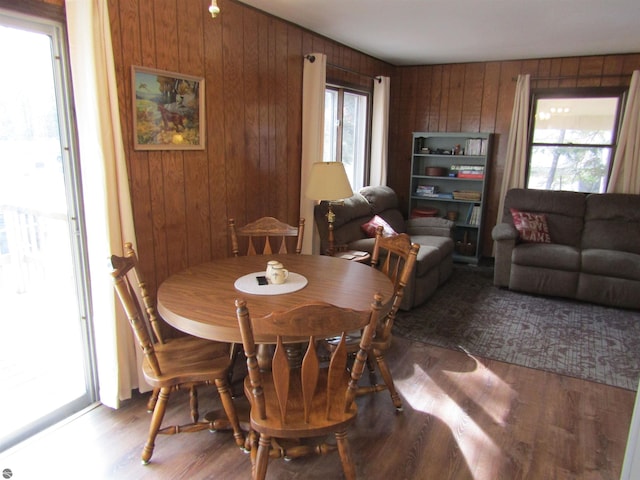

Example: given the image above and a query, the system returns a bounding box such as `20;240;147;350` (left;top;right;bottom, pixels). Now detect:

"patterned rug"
394;265;640;391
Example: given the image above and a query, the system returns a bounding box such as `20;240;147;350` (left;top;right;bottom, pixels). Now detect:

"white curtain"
299;53;327;254
370;76;390;186
496;74;531;226
66;0;142;408
607;70;640;194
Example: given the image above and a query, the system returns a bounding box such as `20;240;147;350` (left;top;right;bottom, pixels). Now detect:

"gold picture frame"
131;66;205;150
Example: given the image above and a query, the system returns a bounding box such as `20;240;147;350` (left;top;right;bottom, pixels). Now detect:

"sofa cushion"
406;217;454;237
501;188;586;247
581;249;640;281
377;209;408;234
511;243;581;271
360;185;398;213
361;215;397;237
576;273;640;309
333;217;372;247
582;193;640;255
510;264;579;299
410;235;454;276
347;237;376;252
510;208;551;243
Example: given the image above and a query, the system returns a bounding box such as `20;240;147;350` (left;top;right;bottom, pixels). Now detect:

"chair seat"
328;326;391;352
245;372;357;439
142;335;232;387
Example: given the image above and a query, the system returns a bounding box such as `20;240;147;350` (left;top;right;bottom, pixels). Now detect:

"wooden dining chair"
228;216;305;256
110;250;245;464
326;226;420;411
235;294;382;480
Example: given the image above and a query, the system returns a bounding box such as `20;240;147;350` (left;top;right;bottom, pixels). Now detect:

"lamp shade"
305;162;353;201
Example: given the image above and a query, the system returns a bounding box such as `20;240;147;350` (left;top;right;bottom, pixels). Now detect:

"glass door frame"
0;8;98;452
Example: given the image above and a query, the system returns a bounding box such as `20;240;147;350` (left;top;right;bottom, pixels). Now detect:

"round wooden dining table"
157;254;395;344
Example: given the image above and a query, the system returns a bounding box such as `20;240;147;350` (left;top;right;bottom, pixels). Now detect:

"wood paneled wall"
107;0;392;294
387;54;640;256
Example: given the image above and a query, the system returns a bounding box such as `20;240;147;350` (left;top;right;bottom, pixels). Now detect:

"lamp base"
327;204;336;256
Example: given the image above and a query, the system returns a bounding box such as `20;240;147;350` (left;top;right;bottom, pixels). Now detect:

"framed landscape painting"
131;66;205;150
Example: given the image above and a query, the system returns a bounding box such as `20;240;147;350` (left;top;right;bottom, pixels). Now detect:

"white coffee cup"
268;264;289;285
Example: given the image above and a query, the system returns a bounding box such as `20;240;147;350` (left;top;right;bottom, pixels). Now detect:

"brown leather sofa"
314;186;454;310
492;188;640;309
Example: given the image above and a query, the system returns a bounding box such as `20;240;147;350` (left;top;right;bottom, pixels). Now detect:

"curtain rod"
305;54;381;83
513;73;632;81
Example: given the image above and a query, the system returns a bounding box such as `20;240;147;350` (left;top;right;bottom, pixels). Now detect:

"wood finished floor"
1;336;635;479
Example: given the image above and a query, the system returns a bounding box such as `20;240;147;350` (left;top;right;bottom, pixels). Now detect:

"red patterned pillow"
361;215;397;238
510;208;551;243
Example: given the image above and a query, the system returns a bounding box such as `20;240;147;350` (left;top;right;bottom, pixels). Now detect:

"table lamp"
306;162;353;256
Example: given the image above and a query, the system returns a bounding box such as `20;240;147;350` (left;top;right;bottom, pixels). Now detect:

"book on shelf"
451;164;484;172
465;205;481;226
457;172;485;179
450;164;484;179
480;138;489;155
415;192;454;199
464;138;483;156
416;185;439;194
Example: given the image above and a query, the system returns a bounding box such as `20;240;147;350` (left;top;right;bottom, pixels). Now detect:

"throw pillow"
510;208;551;243
361;215;397;238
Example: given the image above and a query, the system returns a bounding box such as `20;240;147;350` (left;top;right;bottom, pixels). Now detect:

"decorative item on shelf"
455;232;476;256
410;207;438;219
453;190;482;201
306;162;353;256
446;211;459;221
425;167;446;176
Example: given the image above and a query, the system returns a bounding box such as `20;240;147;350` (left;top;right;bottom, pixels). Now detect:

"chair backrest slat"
301;336;319;422
272;337;290;424
228;217;305;257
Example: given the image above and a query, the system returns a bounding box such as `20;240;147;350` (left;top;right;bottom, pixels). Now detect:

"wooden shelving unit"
409;132;492;264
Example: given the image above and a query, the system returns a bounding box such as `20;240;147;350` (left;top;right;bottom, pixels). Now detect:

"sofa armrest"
492;222;518;242
491;223;518;287
406;217;454;237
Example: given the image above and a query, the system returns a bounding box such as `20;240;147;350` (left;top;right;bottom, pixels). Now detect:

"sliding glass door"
0;10;96;451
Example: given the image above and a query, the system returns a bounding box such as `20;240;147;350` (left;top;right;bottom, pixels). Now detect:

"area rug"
394;266;640;391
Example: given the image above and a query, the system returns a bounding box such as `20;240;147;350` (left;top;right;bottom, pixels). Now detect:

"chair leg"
146;388;160;413
189;385;199;422
335;430;356;480
254;434;271;480
214;377;246;448
142;387;170;464
366;355;377;384
373;349;403;411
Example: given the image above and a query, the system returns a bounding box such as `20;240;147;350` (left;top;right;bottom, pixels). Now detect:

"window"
323;85;370;191
526;88;625;193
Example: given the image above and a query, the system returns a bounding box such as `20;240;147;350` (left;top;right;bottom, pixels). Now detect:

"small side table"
336;250;371;264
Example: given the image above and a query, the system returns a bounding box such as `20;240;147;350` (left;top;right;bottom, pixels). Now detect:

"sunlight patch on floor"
441;353;517;427
397;356;516;479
